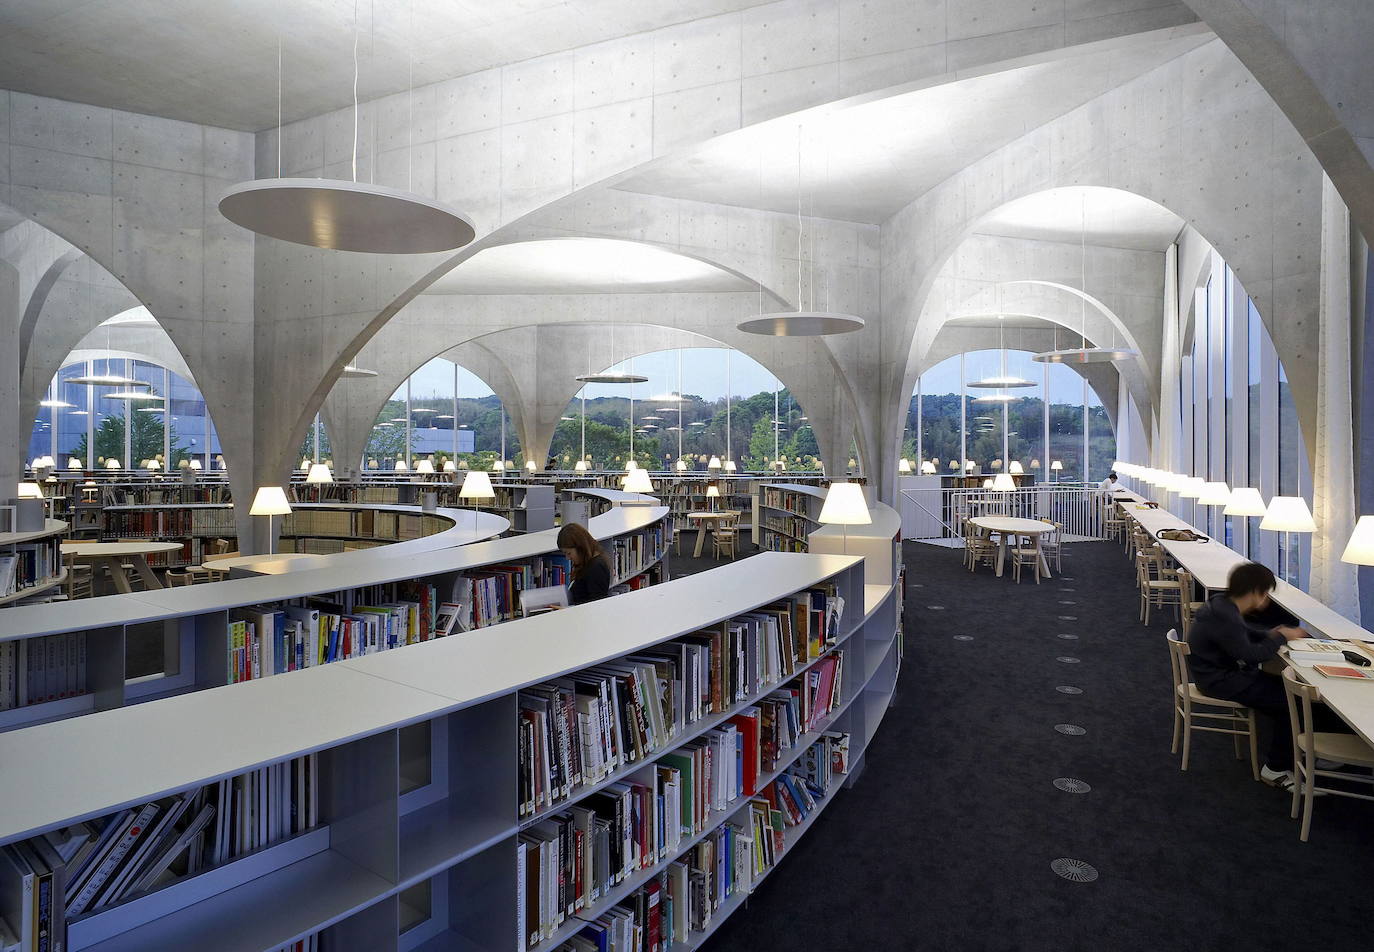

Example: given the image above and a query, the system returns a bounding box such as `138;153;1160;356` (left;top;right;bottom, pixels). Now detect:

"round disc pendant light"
219;178;475;254
967;374;1034;389
67;373;148;387
341;364;380;378
575;372;648;385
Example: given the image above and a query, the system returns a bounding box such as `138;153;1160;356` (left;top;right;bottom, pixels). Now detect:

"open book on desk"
519;584;568;616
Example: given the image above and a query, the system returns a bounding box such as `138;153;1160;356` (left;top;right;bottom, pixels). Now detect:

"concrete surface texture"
0;0;1368;558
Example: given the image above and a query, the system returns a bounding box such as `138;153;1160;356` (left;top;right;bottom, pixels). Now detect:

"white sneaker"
1260;765;1292;787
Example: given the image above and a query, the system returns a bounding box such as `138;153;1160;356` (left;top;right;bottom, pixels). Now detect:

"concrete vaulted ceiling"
614;26;1214;224
0;0;775;131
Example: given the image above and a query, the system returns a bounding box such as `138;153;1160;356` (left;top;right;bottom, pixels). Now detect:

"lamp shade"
17;482;43;499
189;459;202;471
982;478;994;490
897;458;912;475
1179;476;1205;499
459;470;495;500
394;459;409;472
992;473;1017;491
105;458;122;470
305;463;334;484
526;460;537;472
920;461;937;475
1260;496;1316;533
1340;516;1374;565
67;457;82;469
1008;461;1024;475
1050;460;1063;471
1224;488;1266;516
623;468;654;493
965;461;976;472
415;459;435;474
300;457;311;471
1197;481;1230;506
574;460;589;472
249;486;292;516
707;456;722;470
145;459;162;470
818;482;871;526
724;460;737;473
626;460;638;471
706;485;720;498
676;459;687;472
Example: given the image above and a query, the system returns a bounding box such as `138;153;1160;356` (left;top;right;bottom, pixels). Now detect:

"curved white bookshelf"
0;547;899;952
0;507;671;733
0;518;68;607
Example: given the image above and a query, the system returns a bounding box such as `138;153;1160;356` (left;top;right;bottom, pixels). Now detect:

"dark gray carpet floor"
702;540;1374;952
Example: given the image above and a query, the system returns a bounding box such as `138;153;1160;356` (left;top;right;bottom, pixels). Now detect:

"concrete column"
0;261;21;497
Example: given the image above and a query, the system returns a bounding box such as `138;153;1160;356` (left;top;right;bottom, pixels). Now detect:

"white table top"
969;516;1055;534
204;552;332;573
1290;642;1374;748
686;511;734;521
61;540;184;557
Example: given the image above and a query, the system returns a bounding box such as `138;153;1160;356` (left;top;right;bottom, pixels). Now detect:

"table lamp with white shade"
1223;487;1265;555
1050;460;1063;482
305;462;333;484
394;459;409;472
249;486;292;555
188;459;202;471
1178;475;1205;527
623;467;654;494
67;457;82;470
443;460;457;473
920;461;937;475
574;460;589;473
707;456;722;472
459;470;495;532
982;477;994;490
676;459;687;472
1197;481;1230;506
17;482;43;499
992;472;1016;492
526;460;537;473
818;481;871;554
724;460;737;474
898;458;912;475
105;458;121;470
1260;495;1316;584
411;458;432;475
1008;461;1024;475
706;484;720;511
1339;516;1374;566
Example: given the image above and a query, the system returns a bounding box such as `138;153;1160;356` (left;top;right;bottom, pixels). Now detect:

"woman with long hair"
557;522;612;605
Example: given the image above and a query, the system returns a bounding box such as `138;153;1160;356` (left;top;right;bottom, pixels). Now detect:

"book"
1313;664;1374;680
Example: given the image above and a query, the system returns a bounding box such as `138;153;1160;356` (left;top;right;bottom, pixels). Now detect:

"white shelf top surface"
0;551;858;844
0;519;68;546
0;507;666;640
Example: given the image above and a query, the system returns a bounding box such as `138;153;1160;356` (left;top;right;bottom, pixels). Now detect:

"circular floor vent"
1053;777;1091;794
1057;633;1078;640
1051;858;1098;882
927;605;946;610
1056;656;1081;664
1056;685;1083;695
953;634;974;641
1055;724;1086;735
1059;615;1078;621
1059;600;1077;605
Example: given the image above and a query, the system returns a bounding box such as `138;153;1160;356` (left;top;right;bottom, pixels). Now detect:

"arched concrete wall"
881;38;1325;506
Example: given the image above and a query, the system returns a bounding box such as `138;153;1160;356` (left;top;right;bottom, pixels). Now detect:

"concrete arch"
881;40;1325;504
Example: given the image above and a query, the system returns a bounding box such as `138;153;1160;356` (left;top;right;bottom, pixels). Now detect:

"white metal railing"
900;484;1112;543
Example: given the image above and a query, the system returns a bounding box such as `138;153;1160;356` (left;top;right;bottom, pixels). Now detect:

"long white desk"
1114;489;1374;744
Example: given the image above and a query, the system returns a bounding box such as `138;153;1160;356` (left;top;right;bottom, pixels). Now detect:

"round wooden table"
61;541;184;593
968;516;1056;578
685;511;735;558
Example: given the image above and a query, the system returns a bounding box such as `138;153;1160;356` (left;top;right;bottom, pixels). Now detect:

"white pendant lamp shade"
992;472;1017;491
1260;496;1316;533
443;460;457;473
1032;346;1138;364
574;460;589;472
218;178;475;254
459;470;495;500
897;458;912;475
1223;487;1266;516
623;468;654;493
17;482;43;499
818;482;871;526
1197;481;1231;506
105;458;122;470
249;486;292;516
105;390;163;402
920;461;936;475
305;463;334;484
67;373;147;387
737;311;865;337
575;371;649;384
41;399;75;408
967;374;1035;389
1008;461;1024;475
707;456;722;471
1340;516;1374;565
415;459;435;474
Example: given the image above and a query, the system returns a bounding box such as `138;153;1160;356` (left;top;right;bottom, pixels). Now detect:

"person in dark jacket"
557;522;612;605
1187;562;1310;785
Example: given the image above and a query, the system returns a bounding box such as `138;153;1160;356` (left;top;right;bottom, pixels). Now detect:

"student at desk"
1188;562;1346;788
557;522;612;605
1098;471;1120;493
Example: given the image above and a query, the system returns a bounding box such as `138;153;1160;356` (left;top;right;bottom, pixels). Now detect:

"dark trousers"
1218;672;1349;771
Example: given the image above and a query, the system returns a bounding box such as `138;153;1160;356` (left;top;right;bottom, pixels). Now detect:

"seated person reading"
1187;562;1345;788
557;522;612;606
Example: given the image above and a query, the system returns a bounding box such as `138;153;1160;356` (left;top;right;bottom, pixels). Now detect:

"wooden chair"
712;512;740;560
63;558;93;600
1136;549;1182;624
1103;502;1126;543
1176;569;1205;635
963;523;997;573
164;569;194;587
1282;668;1374;841
1038;520;1064;573
1166;629;1259;779
1010;533;1043;584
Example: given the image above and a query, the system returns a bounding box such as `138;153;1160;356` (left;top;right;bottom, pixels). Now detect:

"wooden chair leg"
1180;714;1191;771
1247;711;1260;781
1171;705;1182;755
1300;764;1316;841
